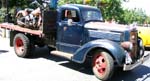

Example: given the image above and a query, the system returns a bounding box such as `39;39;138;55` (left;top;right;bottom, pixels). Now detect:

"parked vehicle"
138;26;150;48
0;4;149;81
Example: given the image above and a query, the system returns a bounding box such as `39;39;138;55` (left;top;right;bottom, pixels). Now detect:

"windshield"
81;10;103;22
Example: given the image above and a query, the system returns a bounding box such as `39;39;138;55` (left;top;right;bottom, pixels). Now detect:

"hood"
84;22;135;42
84;22;135;32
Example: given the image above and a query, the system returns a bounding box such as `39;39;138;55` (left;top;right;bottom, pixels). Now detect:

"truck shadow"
30;46;70;61
59;62;150;81
109;65;150;81
0;50;9;54
31;47;150;81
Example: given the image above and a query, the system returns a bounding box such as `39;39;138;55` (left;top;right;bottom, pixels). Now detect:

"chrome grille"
130;30;138;59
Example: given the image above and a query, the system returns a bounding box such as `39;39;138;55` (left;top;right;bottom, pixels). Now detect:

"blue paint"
72;39;126;65
49;0;58;9
55;4;132;65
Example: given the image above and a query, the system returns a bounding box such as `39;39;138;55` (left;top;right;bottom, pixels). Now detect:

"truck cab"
56;4;103;53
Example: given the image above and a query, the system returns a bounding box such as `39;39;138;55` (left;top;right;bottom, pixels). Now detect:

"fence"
0;28;5;37
0;28;10;38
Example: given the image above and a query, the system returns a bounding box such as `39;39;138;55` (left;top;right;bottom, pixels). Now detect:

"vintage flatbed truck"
0;4;149;81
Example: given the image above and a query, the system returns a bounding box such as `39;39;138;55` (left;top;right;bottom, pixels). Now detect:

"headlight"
130;31;137;44
130;30;138;58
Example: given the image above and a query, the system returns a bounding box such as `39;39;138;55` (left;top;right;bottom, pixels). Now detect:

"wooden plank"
0;23;43;36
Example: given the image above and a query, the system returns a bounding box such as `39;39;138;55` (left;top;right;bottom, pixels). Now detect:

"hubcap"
93;53;107;76
15;38;24;55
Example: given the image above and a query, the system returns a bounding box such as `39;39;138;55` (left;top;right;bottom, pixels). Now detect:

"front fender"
72;39;126;65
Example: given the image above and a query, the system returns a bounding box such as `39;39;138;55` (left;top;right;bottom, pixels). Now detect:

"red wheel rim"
93;53;107;76
15;38;24;54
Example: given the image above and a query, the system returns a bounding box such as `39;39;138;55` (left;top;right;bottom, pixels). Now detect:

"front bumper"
123;53;150;71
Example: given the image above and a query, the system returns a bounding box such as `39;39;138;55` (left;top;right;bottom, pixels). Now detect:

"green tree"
145;16;150;24
8;0;32;8
99;0;124;23
1;0;149;25
1;0;6;8
123;8;147;24
58;0;83;5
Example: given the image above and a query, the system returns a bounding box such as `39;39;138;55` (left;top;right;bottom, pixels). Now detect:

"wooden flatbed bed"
0;23;42;36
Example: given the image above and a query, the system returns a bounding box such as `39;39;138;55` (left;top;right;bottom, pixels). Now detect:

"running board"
50;51;73;60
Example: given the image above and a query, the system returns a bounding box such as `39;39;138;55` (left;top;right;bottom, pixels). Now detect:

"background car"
137;26;150;49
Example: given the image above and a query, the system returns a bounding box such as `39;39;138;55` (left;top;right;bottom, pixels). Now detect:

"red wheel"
92;50;114;81
15;37;24;55
13;33;34;57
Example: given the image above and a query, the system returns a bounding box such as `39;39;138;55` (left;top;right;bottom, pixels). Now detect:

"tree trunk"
1;0;6;8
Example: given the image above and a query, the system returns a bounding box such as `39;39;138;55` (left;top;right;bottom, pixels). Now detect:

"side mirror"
67;19;73;26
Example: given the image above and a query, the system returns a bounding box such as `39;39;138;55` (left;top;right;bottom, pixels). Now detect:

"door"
57;9;84;53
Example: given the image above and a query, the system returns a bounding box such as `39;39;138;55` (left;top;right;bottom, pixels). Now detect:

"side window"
61;9;80;22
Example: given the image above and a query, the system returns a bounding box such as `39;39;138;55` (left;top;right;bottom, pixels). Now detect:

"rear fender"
10;31;17;46
72;39;126;66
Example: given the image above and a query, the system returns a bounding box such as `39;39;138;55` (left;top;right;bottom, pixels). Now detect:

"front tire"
13;33;33;57
92;50;114;81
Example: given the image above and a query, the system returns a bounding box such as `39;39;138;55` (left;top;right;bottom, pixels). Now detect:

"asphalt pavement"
0;37;150;81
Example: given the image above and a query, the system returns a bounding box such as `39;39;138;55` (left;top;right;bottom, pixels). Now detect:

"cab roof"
59;4;99;11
